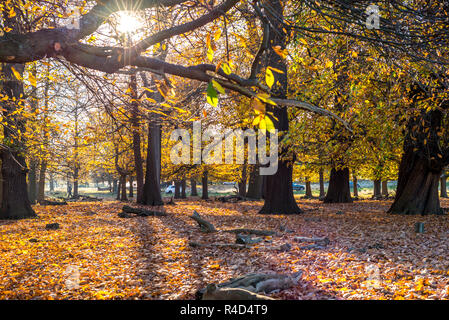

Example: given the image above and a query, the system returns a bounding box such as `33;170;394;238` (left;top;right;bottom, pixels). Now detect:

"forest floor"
1;197;449;300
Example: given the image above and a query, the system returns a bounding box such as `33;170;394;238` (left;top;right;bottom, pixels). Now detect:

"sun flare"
116;11;143;34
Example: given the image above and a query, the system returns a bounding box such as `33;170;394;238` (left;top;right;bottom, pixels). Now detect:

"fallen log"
202;284;275;300
294;236;330;245
235;234;262;245
66;194;103;202
189;210;217;233
164;197;176;205
293;236;330;250
189;241;248;249
38;199;68;206
217;194;260;203
122;205;167;217
224;229;276;236
196;271;303;299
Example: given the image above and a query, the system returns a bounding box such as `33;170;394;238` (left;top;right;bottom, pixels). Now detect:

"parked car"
165;185;176;194
349;181;362;190
292;183;305;191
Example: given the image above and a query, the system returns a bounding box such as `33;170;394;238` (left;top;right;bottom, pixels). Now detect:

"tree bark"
259;0;301;214
373;180;381;199
381;180;389;197
181;179;187;199
352;174;358;198
28;160;38;204
246;165;262;199
304;177;312;198
174;180;181;199
140;74;163;206
238;165;247;197
116;179;121;200
323;168;352;203
37;160;47;202
441;176;448;198
129;176;134;198
202;171;209;200
120;174;128;201
0;62;36;219
191;179;198;196
129;70;144;203
73;165;79;198
389;146;443;215
319;169;325;198
49;173;55;192
388;92;447;214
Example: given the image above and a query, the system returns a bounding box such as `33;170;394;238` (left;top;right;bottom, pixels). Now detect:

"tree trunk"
246;165;262;199
191;179;198;196
0;62;36;219
73;165;79;198
323;168;352;203
373;180;381;199
49;173;55;192
28;63;38;204
389;146;443;215
67;176;72;198
381;180;389;197
259;0;301;215
140;74;163;206
202;171;209;200
116;179;121;200
238;165;247;197
174;180;181;199
37;161;47;202
441;176;448;198
352;175;359;198
129;73;144;203
181;179;187;199
113;179;118;193
129;176;134;198
304;177;312;198
120;175;128;201
319;169;325;198
28;159;38;204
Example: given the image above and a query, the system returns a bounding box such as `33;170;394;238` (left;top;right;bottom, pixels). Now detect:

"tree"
0;62;36;219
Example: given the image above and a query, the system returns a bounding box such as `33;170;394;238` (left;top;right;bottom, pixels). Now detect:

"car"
165;185;176;193
349;181;362;190
292;183;305;191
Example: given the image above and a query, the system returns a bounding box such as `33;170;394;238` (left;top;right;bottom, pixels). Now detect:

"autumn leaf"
206;81;218;107
265;68;275;88
10;67;22;81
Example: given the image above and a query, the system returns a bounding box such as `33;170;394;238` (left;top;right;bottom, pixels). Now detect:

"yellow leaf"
272;46;288;59
211;80;225;94
9;8;16;18
214;29;222;41
11;67;22;81
256;93;277;106
221;63;231;75
267;66;284;74
265;68;275;88
28;72;37;87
